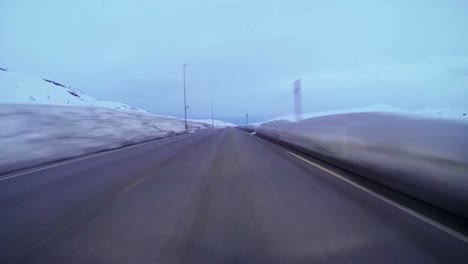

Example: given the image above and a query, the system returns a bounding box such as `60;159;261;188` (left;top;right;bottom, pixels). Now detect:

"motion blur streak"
257;112;468;218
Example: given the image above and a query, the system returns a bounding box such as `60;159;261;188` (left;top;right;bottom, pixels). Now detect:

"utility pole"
183;63;188;130
211;101;214;128
245;113;248;126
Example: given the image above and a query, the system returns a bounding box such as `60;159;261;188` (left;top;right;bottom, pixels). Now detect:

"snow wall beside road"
0;104;210;175
257;112;468;218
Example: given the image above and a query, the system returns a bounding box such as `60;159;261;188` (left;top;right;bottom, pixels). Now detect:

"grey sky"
1;0;467;122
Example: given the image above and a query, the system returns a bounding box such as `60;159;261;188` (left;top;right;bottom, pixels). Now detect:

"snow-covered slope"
1;68;150;114
254;104;468;125
189;118;236;128
0;68;212;174
0;68;226;129
413;107;468;120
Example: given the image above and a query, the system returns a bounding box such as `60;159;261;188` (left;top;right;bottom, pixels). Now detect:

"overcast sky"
1;0;467;122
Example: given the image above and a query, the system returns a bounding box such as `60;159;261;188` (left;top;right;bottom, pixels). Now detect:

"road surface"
1;128;467;263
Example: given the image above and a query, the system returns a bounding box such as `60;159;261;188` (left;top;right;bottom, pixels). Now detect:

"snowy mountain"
1;68;150;114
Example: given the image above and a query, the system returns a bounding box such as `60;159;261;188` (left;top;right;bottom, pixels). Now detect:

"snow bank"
257;113;468;218
253;104;468;126
0;104;209;175
238;125;256;133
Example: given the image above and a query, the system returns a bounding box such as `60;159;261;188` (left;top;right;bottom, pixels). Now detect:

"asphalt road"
1;128;467;263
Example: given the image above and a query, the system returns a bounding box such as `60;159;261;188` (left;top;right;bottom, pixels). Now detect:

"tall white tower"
293;79;303;121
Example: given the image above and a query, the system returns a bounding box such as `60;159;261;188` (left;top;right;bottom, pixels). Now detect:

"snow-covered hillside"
0;68;212;174
1;68;150;114
189;118;235;128
413;107;468;120
254;104;468;125
1;68;235;127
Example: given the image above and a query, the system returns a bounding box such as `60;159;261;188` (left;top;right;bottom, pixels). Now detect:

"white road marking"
0;133;193;182
286;150;468;244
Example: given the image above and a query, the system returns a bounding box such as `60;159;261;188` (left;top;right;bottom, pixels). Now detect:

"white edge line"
286;150;468;244
0;132;194;182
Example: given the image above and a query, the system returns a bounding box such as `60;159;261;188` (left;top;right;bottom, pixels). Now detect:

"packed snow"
257;112;468;218
0;104;210;175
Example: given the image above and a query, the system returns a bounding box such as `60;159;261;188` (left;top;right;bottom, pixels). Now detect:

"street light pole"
183;63;188;130
245;113;248;126
211;101;214;128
